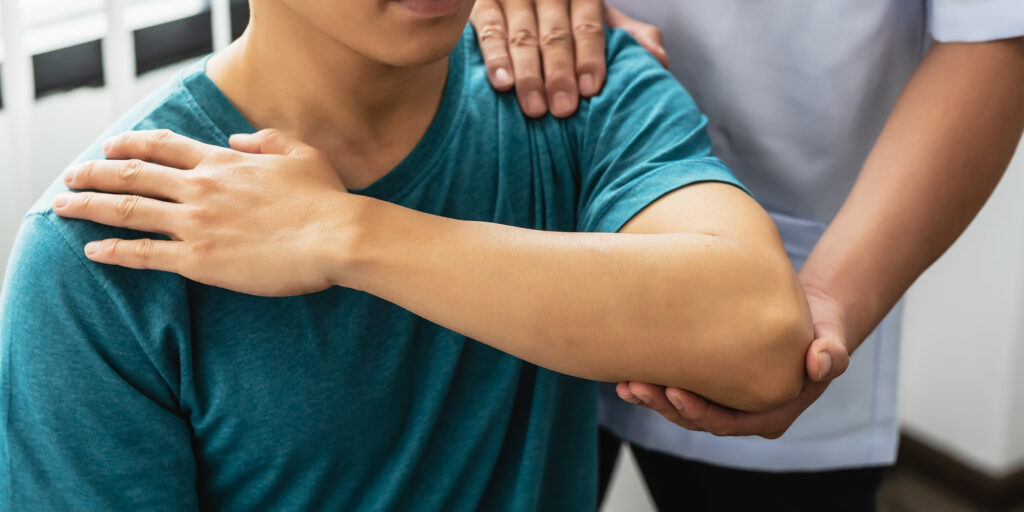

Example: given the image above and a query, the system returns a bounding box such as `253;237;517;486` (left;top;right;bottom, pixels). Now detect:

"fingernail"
102;138;114;153
666;391;685;412
634;392;651;405
84;242;101;256
53;194;71;209
527;91;546;117
551;92;572;116
494;67;512;87
817;352;832;381
579;74;596;96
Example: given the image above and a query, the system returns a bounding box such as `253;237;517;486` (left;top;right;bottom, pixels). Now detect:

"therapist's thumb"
807;336;850;383
229;129;306;156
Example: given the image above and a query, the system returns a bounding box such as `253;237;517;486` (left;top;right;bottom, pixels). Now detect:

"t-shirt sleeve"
929;0;1024;42
0;213;198;511
572;29;747;234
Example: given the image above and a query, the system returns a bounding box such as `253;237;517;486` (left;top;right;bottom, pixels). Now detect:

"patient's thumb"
229;129;303;156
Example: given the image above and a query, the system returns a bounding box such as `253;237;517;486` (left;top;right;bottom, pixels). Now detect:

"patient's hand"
617;283;852;438
52;129;357;297
469;0;667;118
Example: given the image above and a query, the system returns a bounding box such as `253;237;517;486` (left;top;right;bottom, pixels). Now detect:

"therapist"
469;0;1024;509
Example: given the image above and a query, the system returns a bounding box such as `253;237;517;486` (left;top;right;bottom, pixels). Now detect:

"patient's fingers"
63;159;186;202
83;238;186;273
471;0;516;91
52;191;183;238
103;129;220;170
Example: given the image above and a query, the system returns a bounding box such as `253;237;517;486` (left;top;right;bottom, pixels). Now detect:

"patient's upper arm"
0;213;198;511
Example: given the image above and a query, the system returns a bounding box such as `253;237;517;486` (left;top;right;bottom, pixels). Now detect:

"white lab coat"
601;0;1024;471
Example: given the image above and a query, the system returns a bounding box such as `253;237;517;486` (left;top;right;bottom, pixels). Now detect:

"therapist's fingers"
102;129;220;170
83;238;187;273
536;0;578;117
470;0;516;91
570;0;606;97
666;381;828;439
604;6;669;68
505;0;548;117
52;191;183;238
622;381;706;432
63;159;187;202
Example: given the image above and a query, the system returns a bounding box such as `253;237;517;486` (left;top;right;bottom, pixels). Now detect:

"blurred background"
0;1;1022;510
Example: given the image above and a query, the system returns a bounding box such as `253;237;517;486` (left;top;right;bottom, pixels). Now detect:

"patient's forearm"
336;197;811;412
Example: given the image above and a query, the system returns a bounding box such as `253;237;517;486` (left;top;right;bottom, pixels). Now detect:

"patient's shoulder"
25;60;230;219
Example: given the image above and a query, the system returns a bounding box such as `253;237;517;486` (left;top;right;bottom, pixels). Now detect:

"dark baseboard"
898;433;1024;509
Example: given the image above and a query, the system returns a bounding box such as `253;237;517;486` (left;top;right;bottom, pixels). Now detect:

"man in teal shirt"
1;0;811;509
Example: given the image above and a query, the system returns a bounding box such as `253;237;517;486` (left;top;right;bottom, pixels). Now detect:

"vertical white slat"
1;0;36;212
210;0;231;51
104;0;135;115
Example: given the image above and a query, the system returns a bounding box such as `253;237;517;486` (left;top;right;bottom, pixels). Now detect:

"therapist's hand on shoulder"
470;0;667;118
52;129;355;297
618;282;852;438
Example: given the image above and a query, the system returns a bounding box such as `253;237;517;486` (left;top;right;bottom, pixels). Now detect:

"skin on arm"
52;128;812;413
622;37;1024;437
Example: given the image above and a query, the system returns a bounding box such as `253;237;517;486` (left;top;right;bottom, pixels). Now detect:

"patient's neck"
205;2;449;189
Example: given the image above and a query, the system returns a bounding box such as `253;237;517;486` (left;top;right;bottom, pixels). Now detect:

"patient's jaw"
278;0;476;66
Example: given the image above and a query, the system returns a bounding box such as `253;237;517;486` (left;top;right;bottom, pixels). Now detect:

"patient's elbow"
736;280;814;412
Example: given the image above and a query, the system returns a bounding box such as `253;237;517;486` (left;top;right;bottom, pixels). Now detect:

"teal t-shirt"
0;27;742;511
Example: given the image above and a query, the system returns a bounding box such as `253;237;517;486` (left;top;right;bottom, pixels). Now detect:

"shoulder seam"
26;212;186;410
27;212;137;312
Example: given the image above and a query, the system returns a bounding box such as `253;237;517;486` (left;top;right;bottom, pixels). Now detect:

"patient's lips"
393;0;463;18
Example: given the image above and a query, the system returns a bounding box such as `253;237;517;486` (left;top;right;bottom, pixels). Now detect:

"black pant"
598;427;885;512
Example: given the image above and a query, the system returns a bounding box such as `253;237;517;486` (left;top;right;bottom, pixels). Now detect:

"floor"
877;466;1024;512
601;447;1024;512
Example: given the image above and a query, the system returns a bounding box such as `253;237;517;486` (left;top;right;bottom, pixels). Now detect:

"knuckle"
477;25;509;44
134;238;154;261
509;28;538;48
117;195;141;220
539;27;572;49
118;159;144;183
572;21;604;37
188;173;217;192
188;240;214;259
79;192;94;210
184;205;209;224
147;129;175;153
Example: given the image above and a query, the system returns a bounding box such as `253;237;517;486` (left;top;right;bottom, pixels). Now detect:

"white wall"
0;61;191;280
899;135;1024;477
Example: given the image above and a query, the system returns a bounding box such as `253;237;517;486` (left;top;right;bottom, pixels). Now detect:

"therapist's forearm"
800;38;1024;349
335;197;811;412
